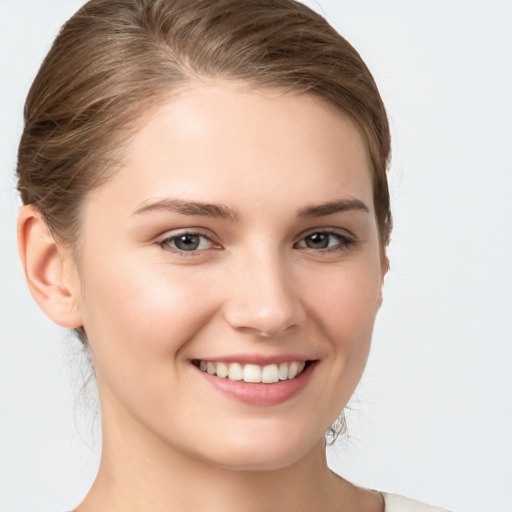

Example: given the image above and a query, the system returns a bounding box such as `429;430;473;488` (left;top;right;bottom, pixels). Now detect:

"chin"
192;422;324;472
207;448;309;472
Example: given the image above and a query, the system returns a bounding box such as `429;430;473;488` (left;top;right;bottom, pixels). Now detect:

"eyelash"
157;230;219;255
156;229;355;255
294;229;356;253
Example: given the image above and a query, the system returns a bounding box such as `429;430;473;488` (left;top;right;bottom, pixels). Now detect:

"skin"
19;81;387;511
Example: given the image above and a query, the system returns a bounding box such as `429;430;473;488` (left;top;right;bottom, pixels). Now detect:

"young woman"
16;1;452;510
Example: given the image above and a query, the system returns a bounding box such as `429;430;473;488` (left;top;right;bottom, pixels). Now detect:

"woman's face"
71;81;387;470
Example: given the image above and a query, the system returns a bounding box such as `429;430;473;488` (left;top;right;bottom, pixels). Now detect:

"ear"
377;250;390;308
17;205;83;328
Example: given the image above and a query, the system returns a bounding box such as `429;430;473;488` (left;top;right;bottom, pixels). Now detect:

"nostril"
223;304;302;338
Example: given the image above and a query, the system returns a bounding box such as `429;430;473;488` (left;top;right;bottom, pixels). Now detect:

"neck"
76;387;383;512
77;419;357;512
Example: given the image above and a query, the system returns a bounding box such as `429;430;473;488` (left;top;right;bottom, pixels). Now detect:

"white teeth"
288;361;299;379
197;360;308;383
261;364;279;384
228;362;243;381
243;364;261;383
216;362;229;378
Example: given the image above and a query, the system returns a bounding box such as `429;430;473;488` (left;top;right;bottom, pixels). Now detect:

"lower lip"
194;362;316;406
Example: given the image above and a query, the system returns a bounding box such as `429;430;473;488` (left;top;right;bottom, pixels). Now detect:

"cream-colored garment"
382;493;452;511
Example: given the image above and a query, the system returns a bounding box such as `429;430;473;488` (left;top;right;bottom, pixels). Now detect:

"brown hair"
17;0;391;246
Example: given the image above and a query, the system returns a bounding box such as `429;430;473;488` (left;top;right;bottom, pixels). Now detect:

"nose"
222;249;304;338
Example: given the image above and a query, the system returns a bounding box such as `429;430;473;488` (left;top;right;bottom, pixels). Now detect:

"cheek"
78;252;220;385
309;257;382;339
304;258;382;393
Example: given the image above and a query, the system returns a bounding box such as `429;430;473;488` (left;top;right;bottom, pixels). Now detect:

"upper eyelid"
157;227;217;242
296;227;355;241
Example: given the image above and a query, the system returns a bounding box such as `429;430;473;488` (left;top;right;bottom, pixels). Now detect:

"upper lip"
190;354;317;366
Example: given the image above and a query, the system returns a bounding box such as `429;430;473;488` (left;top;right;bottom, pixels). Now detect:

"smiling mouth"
192;360;311;384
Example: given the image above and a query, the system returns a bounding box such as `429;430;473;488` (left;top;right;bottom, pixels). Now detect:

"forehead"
87;81;374;216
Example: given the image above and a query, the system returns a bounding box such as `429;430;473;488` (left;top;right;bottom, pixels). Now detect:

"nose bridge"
223;242;302;336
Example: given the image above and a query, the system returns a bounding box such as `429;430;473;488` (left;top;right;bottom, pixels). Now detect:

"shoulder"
382;493;453;512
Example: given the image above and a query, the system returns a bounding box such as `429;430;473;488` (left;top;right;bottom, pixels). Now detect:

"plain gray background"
1;1;511;511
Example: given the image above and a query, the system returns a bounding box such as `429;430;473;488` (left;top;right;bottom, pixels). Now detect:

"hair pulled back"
17;0;392;249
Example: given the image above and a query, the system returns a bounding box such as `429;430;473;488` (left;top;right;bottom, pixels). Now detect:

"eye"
296;230;354;251
158;231;218;253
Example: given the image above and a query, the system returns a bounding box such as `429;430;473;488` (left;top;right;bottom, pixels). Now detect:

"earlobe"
17;205;83;329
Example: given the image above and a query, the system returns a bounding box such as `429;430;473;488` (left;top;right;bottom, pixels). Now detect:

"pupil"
307;233;329;249
175;234;200;251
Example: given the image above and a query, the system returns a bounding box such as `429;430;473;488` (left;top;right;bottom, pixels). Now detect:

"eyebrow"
132;198;238;221
132;197;369;221
296;198;369;218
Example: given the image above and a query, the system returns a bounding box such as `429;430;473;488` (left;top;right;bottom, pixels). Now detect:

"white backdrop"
1;1;511;511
